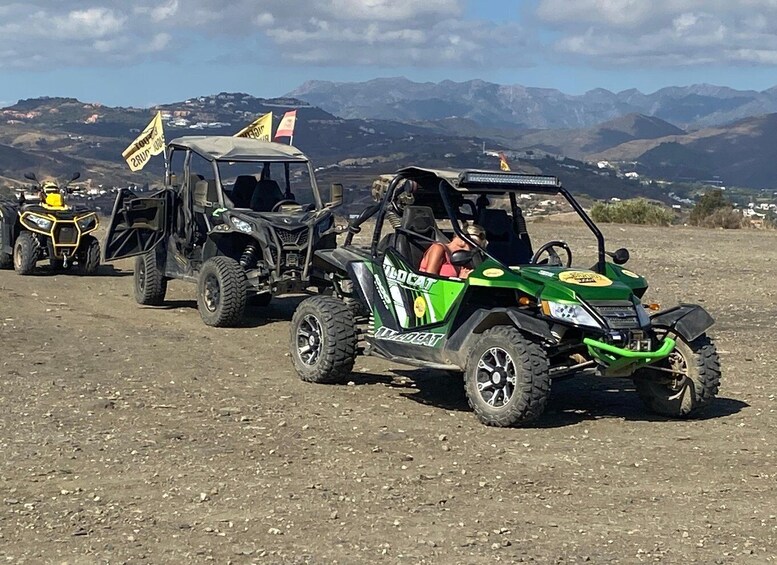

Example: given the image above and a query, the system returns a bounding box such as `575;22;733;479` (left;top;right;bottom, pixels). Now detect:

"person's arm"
420;243;446;275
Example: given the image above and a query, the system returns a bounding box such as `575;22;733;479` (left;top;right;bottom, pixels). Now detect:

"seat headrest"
194;180;218;208
401;206;437;235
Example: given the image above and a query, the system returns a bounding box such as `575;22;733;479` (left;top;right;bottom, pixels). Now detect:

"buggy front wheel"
290;296;356;384
633;332;721;417
465;326;551;427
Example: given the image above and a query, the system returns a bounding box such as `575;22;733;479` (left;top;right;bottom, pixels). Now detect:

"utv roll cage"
353;167;608;272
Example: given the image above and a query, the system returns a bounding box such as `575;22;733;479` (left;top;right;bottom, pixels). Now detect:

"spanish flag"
499;152;511;171
274;110;297;139
234;112;273;141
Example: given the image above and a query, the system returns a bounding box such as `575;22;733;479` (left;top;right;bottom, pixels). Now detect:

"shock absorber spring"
239;242;259;269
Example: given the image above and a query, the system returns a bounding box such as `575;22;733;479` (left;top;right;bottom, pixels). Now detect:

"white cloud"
537;0;777;66
0;0;531;71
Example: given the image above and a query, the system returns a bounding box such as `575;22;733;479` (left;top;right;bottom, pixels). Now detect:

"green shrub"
590;198;675;226
687;189;747;229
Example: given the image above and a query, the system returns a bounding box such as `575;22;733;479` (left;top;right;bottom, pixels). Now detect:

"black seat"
250;179;285;212
477;208;533;265
393;206;447;268
193;180;219;237
231;175;257;208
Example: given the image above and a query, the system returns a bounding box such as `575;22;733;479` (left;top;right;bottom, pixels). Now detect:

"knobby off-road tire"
13;232;38;275
464;326;551;427
78;235;100;275
290;296;357;384
633;332;721;417
197;256;247;327
134;252;167;306
0;252;12;269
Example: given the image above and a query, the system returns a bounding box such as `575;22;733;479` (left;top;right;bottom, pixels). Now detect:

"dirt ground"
1;222;776;564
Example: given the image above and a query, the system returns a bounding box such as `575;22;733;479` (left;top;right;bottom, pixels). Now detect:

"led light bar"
460;171;561;188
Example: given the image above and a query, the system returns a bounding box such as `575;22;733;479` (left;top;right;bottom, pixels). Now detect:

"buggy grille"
590;301;641;329
276;227;308;247
54;223;78;245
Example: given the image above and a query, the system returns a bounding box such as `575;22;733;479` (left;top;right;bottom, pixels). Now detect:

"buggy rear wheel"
633;332;720;417
465;326;551;427
290;296;356;384
78;235;100;275
197;256;247;327
13;232;38;275
134;252;167;306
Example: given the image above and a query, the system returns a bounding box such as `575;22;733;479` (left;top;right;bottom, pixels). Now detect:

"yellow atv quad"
0;172;100;275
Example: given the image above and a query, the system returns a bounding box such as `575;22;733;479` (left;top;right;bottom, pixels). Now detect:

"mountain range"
1;80;776;201
288;78;777;130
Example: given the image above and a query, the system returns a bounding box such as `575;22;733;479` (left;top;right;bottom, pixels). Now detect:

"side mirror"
328;183;343;208
450;249;475;267
607;248;630;265
70;172;80;181
24;172;37;181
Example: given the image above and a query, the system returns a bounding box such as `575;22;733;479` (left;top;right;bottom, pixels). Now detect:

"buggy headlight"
231;217;253;234
77;214;97;231
27;214;53;231
542;300;601;328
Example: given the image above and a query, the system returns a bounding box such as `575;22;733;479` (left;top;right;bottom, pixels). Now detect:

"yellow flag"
234;112;273;140
122;111;165;171
499;152;511;171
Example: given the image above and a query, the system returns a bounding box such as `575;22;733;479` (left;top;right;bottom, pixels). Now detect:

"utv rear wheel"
78;235;100;275
0;252;12;269
134;252;167;306
465;327;551;427
290;296;356;384
633;333;720;417
197;256;247;327
13;232;38;275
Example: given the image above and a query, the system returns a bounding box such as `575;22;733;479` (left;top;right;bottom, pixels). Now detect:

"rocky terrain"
1;221;775;563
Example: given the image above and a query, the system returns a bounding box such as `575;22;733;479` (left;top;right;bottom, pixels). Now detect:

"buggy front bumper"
583;336;676;375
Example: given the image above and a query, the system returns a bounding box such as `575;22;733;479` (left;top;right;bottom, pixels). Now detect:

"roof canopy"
168;136;309;162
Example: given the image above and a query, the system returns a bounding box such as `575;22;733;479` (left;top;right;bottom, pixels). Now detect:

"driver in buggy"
419;221;487;279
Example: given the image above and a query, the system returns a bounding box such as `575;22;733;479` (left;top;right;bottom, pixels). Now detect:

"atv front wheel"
290;296;356;384
197;256;247;327
465;327;551;427
134;252;167;306
633;333;720;417
78;235;100;275
13;232;39;275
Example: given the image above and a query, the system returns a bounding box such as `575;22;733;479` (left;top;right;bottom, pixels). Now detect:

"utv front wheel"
134;252;167;305
13;232;38;275
465;327;551;427
290;296;356;384
633;333;720;417
197;256;247;327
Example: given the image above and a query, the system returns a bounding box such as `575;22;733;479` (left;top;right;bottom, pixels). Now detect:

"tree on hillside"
689;189;743;229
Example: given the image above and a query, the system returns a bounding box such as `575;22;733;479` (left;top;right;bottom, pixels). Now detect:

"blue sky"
1;0;776;108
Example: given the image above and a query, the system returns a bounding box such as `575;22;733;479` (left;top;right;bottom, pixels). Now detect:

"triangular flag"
234;112;273;140
274;110;297;139
122;111;165;171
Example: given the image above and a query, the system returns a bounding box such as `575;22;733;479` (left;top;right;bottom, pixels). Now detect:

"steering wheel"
271;199;298;212
530;240;572;268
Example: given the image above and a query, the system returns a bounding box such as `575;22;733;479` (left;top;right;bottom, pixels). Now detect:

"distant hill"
288;78;777;130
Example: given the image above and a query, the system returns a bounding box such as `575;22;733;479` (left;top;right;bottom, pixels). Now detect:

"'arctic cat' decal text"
384;265;435;291
375;326;444;347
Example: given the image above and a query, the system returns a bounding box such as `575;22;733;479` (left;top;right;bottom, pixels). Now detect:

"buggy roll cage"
354;169;607;273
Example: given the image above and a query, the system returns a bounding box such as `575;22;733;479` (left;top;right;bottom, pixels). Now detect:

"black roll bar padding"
369;175;405;257
284;162;292;198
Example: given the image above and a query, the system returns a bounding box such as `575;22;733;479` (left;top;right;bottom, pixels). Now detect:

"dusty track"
1;223;775;563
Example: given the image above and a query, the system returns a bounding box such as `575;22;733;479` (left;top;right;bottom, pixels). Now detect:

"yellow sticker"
482;268;504;278
413;296;427;318
621;269;640;278
559;270;613;287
